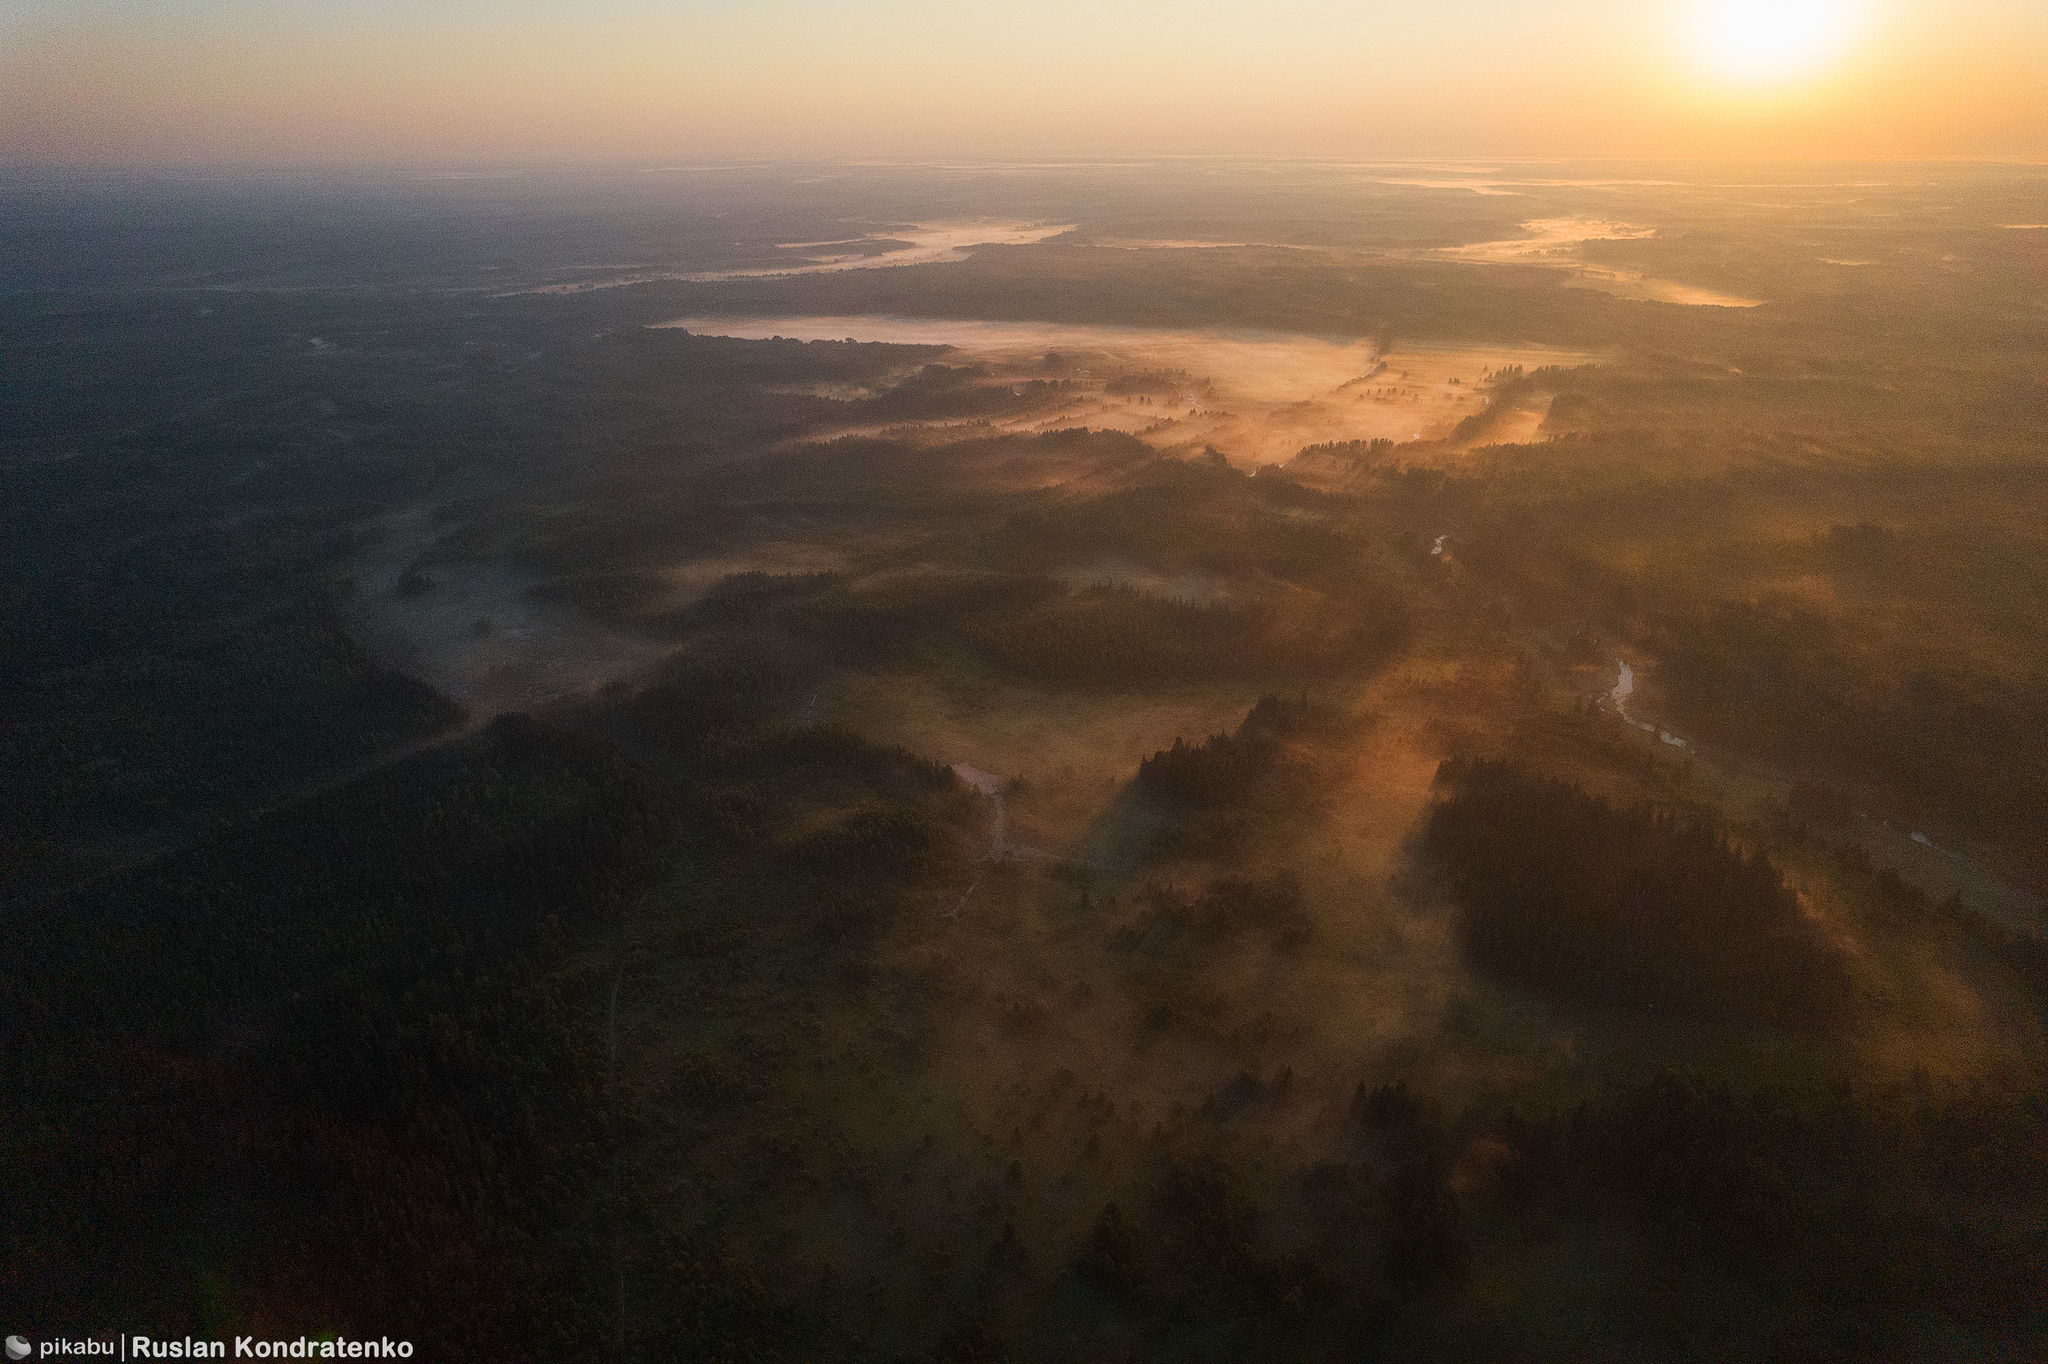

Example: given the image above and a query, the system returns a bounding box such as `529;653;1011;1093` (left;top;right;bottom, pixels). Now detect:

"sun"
1688;0;1860;82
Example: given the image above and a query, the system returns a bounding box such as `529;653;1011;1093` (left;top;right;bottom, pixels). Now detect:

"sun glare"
1689;0;1859;82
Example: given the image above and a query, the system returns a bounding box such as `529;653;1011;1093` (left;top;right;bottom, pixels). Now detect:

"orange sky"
3;1;2043;165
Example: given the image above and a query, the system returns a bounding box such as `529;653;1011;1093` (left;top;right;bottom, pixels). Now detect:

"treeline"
973;455;1359;581
720;425;1158;503
972;583;1269;684
1449;403;1504;442
1448;363;1602;441
1445;365;1582;443
1104;369;1198;395
1422;758;1853;1026
776;570;1398;689
964;583;1374;687
1120;695;1332;863
568;631;979;940
1293;437;1395;464
1135;693;1317;807
845;363;1084;423
1137;731;1274;809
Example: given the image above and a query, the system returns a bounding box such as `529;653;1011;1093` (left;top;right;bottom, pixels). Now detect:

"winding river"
1610;659;1686;747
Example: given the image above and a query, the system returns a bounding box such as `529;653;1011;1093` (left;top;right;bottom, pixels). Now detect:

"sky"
3;0;2044;165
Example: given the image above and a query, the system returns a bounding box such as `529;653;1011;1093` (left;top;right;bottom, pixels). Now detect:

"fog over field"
653;312;1601;462
5;157;2047;1361
529;220;1076;293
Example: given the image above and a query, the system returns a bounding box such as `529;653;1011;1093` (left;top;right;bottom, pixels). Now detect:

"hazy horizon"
6;1;2046;166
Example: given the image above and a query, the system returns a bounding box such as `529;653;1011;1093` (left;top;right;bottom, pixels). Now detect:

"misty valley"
4;160;2046;1361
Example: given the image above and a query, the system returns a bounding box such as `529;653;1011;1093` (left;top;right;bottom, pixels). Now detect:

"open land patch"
1432;216;1766;307
654;313;1600;464
523;219;1076;294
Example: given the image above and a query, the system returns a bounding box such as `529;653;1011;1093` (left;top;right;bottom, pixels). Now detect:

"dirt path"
948;762;1063;917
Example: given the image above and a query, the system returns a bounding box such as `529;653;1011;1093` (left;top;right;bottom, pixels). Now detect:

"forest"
1422;757;1851;1026
4;161;2045;1360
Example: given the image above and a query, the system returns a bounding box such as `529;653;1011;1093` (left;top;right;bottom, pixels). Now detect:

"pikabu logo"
18;1342;113;1358
7;1338;30;1361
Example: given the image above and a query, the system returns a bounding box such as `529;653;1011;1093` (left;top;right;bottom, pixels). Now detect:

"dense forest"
5;164;2045;1360
1422;758;1853;1026
5;716;669;1353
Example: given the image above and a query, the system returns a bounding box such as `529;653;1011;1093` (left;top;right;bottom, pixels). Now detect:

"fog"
656;313;1599;463
528;220;1075;294
346;508;672;714
11;160;2047;1360
1435;216;1765;306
